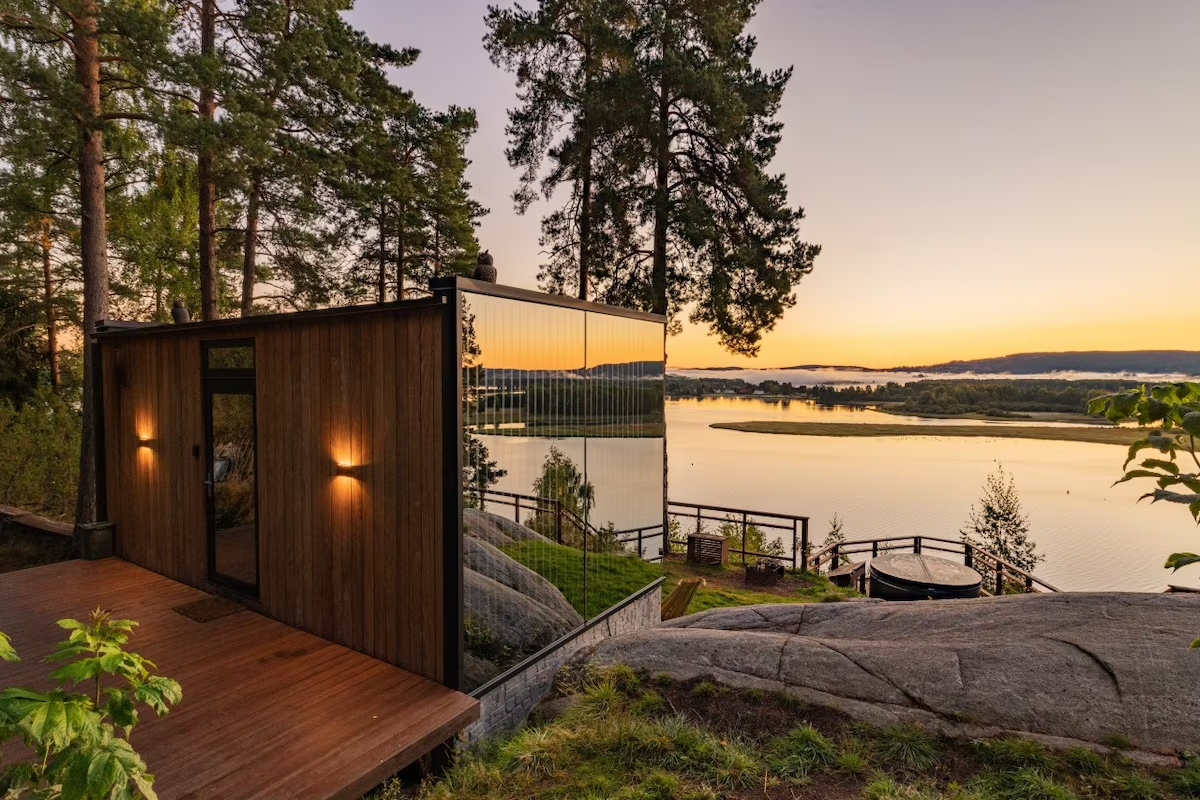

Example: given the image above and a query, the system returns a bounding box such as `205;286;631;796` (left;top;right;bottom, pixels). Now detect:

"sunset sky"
347;0;1200;369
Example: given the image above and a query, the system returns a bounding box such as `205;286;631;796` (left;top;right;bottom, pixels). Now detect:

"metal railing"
666;501;810;570
466;487;665;561
808;535;1061;595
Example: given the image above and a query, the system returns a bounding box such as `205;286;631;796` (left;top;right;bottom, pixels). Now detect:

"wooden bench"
662;577;703;621
827;560;866;589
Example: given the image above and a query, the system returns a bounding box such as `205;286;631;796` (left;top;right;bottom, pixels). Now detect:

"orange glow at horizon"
666;311;1200;370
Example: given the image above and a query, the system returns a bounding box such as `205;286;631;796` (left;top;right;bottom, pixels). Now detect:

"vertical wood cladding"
101;305;445;682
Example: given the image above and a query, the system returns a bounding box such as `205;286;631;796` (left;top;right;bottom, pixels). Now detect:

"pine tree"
1;0;175;523
960;464;1043;573
488;0;820;354
485;0;636;301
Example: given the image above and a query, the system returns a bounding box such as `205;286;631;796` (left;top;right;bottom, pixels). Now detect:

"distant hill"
891;351;1200;375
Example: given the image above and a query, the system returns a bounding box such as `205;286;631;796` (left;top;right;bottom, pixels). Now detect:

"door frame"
201;339;260;596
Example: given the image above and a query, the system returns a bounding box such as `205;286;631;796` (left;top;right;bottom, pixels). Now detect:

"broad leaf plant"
0;609;181;798
1090;382;1200;646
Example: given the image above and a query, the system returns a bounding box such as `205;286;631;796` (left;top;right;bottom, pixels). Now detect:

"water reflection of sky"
667;398;1200;593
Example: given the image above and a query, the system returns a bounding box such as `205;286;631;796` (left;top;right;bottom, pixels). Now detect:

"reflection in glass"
459;292;665;691
206;345;254;371
210;392;258;589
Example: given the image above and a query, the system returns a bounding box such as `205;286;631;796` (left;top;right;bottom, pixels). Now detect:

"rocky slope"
584;592;1200;755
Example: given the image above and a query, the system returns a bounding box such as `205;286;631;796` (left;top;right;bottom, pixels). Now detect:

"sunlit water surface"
665;397;1199;592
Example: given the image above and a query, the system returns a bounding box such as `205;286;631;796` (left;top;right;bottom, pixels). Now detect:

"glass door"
203;341;259;594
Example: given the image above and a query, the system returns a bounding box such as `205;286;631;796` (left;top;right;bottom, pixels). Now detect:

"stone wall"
464;578;663;742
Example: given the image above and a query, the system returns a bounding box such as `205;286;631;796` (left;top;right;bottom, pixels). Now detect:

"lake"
665;396;1199;593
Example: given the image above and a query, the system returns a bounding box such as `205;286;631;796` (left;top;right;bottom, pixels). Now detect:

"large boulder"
465;535;580;624
461;507;583;690
584;593;1200;755
464;507;552;548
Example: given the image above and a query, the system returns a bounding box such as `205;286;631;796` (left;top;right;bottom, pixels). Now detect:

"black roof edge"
92;296;445;339
430;276;667;324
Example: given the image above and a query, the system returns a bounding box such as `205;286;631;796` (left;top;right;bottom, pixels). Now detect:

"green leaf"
1164;553;1200;571
1183;411;1200;437
1141;458;1180;475
1112;469;1166;486
49;656;104;685
1123;439;1154;469
0;631;17;662
1191;637;1200;650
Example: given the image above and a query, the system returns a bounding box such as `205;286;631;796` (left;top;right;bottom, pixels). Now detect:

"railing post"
872;540;878;557
964;544;973;569
1025;575;1033;593
793;519;799;571
741;512;748;565
555;502;563;544
514;496;520;524
832;544;840;569
695;506;701;536
914;536;922;554
637;527;643;558
995;561;1004;596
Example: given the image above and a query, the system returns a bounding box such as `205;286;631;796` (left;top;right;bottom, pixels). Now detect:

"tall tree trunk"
74;0;110;526
240;179;260;315
377;205;387;303
39;221;59;388
198;0;217;320
579;147;593;302
651;69;670;316
395;210;405;300
578;41;594;302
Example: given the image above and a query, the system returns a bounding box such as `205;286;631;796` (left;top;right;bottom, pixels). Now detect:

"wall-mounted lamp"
137;436;156;447
335;462;367;479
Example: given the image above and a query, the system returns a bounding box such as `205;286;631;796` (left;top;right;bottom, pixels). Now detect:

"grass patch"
378;669;1191;800
500;539;664;616
767;723;837;780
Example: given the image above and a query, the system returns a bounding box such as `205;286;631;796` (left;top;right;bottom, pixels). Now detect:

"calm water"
666;397;1200;592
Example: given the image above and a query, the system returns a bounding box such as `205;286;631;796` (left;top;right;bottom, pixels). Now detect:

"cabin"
29;276;667;796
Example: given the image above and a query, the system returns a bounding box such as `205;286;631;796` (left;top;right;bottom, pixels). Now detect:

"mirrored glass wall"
459;290;665;690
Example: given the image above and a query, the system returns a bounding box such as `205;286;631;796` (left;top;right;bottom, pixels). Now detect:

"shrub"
875;723;938;772
1110;772;1162;800
689;680;718;699
972;768;1078;800
0;610;181;798
1062;746;1107;777
630;690;666;718
972;736;1054;773
0;391;80;520
1174;759;1200;798
767;723;836;780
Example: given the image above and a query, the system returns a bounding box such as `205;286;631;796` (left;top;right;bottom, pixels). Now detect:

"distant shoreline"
710;420;1145;446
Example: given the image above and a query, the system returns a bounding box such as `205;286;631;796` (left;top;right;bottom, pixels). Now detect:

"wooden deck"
0;559;478;799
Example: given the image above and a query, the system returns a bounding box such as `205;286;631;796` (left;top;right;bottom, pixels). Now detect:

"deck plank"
0;559;479;799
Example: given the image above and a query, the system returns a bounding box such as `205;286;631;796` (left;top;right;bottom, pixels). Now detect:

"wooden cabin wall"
101;304;447;683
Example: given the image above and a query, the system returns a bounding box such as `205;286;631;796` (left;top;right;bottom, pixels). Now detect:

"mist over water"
671;367;1200;387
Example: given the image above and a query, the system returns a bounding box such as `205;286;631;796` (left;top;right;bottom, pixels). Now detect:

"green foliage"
1090;382;1200;525
688;681;718;699
0;610;181;799
960;464;1043;574
972;736;1054;773
1174;758;1200;798
1109;772;1162;800
0;390;80;520
874;723;938;772
766;723;836;780
1061;747;1107;777
487;0;819;355
971;768;1078;800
